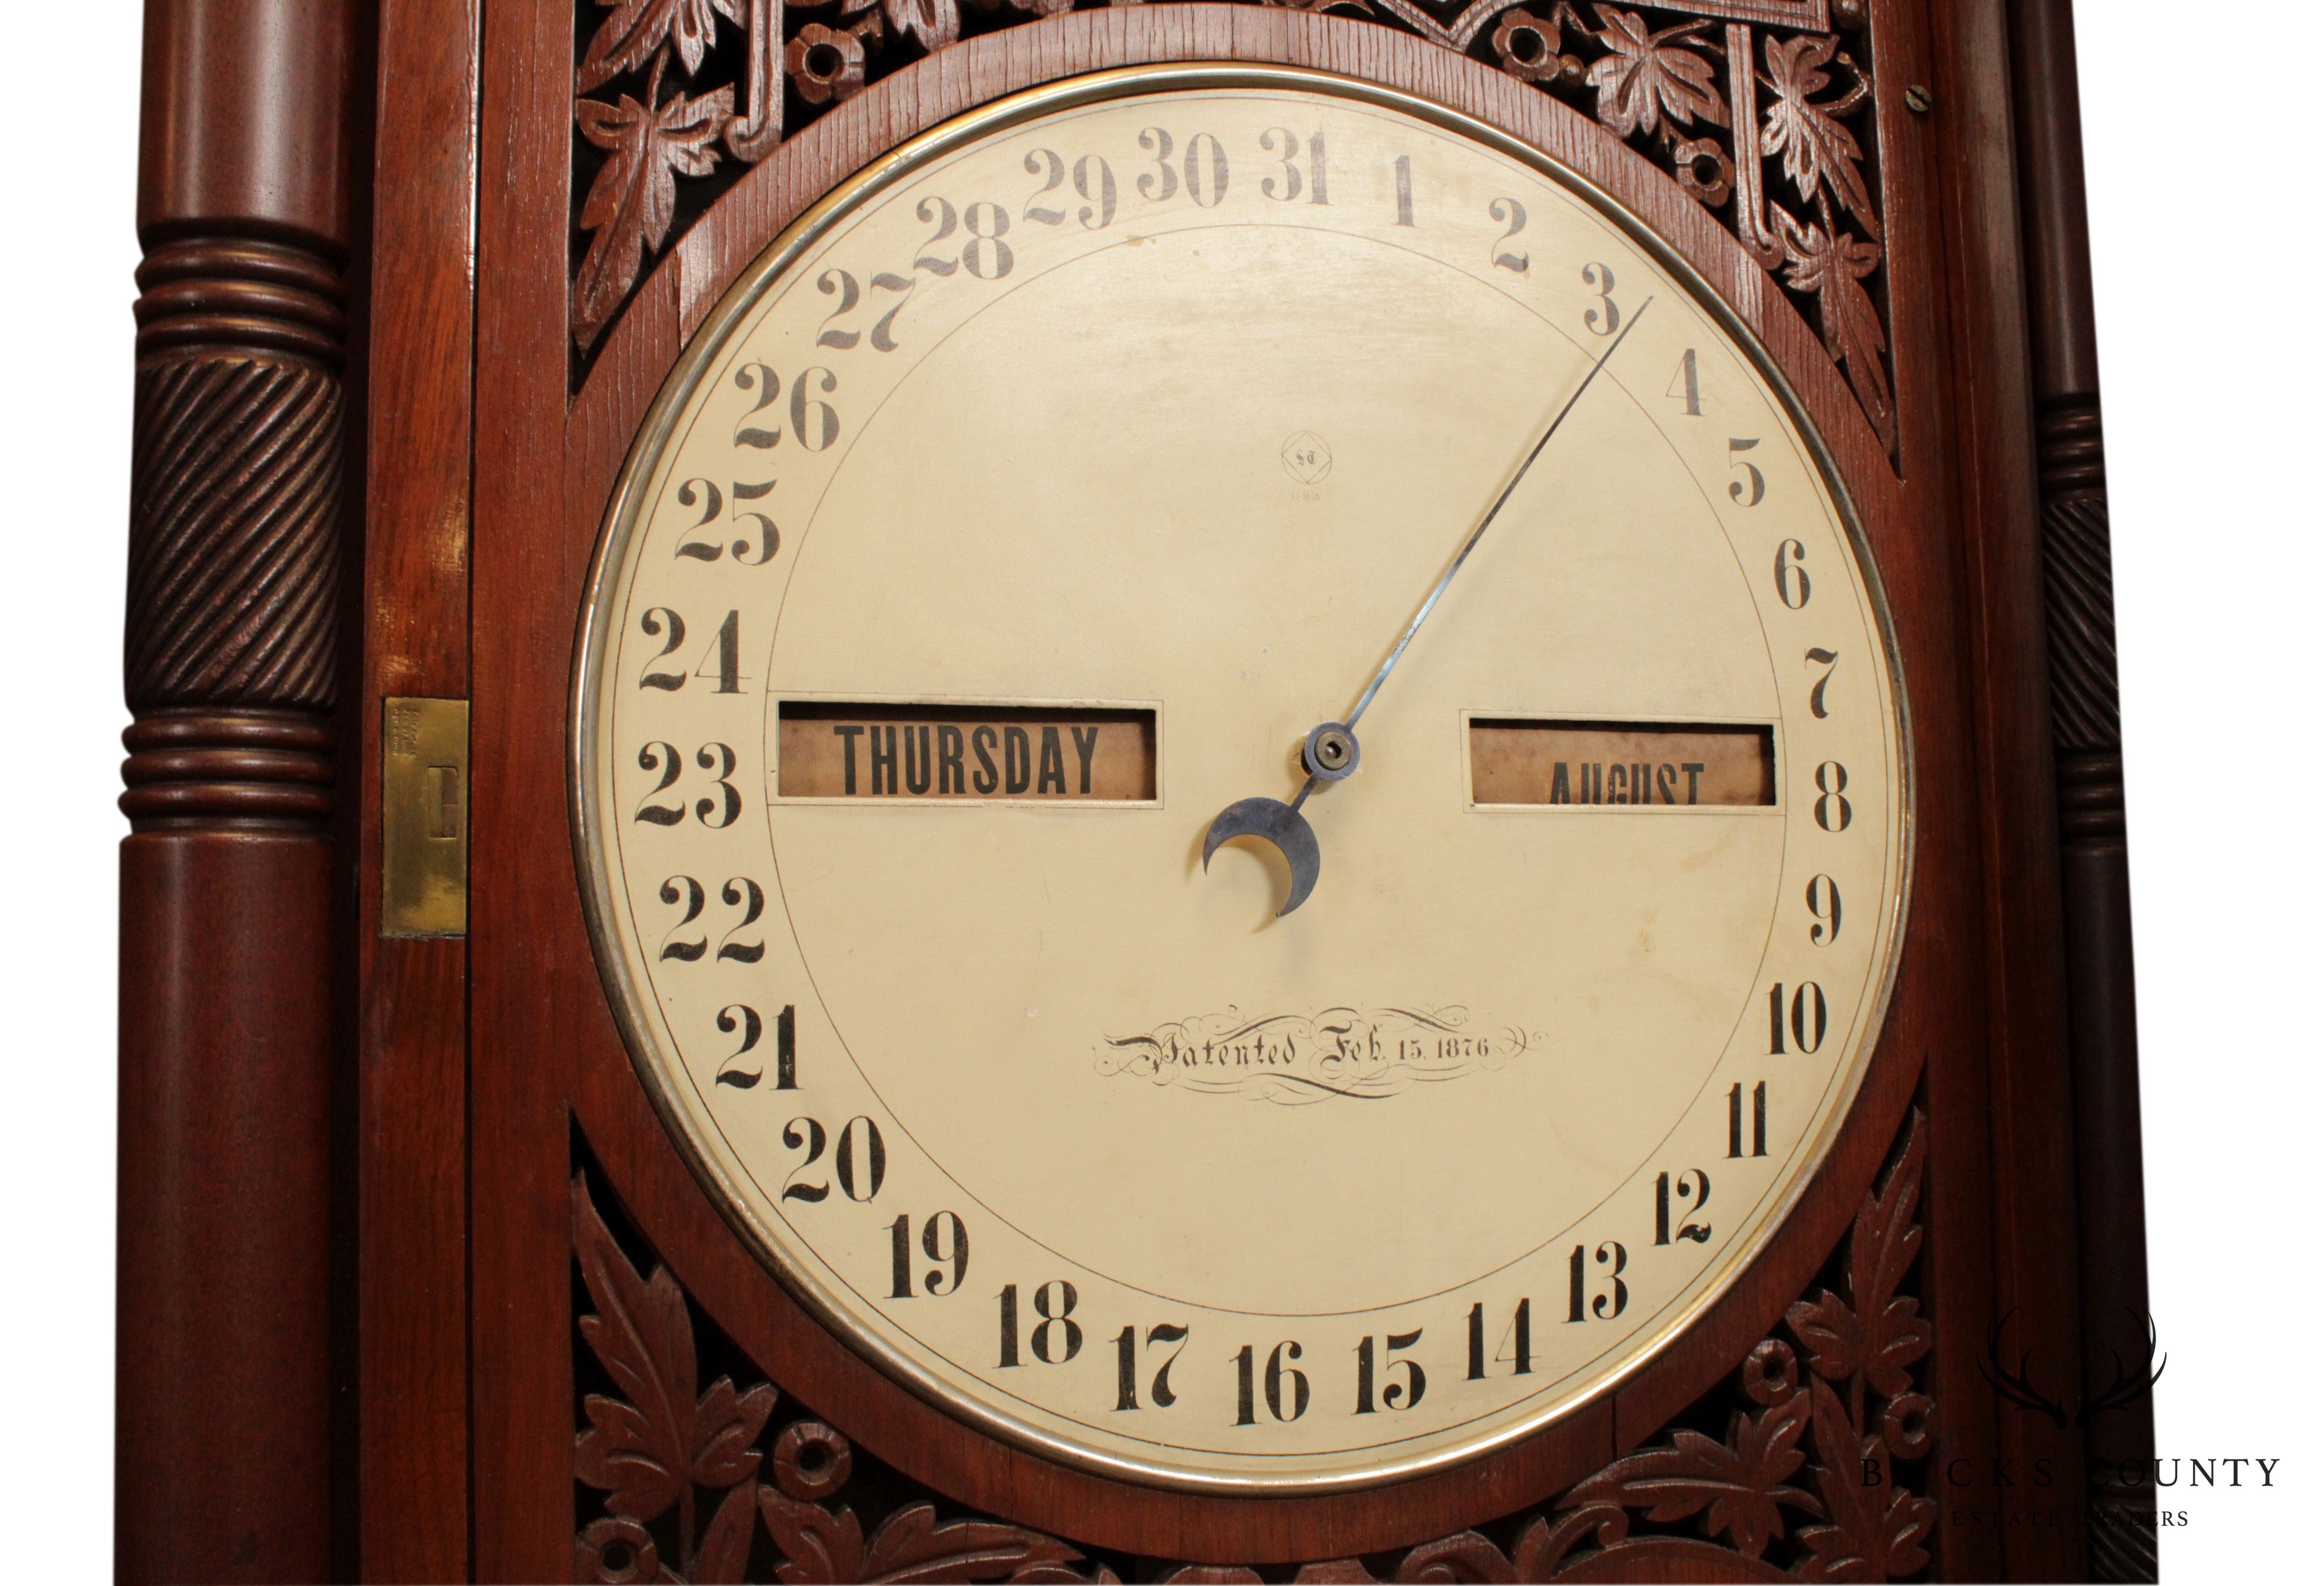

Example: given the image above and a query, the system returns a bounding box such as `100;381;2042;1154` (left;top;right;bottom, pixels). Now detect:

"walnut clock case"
117;3;2150;1583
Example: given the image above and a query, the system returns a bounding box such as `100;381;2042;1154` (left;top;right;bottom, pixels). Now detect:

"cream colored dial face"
578;70;1908;1492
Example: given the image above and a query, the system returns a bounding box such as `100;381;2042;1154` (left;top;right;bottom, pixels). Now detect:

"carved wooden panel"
573;1146;1122;1583
575;1108;1933;1581
567;0;1895;453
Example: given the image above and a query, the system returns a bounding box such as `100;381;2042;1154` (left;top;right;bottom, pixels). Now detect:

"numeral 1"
1392;154;1414;227
775;1003;796;1089
1728;1081;1769;1158
891;1215;913;1298
1309;133;1330;204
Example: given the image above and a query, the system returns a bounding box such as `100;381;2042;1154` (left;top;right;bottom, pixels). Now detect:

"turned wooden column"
2009;4;2157;1579
119;2;356;1579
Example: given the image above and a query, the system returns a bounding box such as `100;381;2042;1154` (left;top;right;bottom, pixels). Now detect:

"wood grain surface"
353;0;481;1577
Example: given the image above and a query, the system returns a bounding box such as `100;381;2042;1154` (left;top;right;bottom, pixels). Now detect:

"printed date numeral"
1113;1323;1192;1410
1352;1329;1427;1413
1233;1341;1308;1425
1653;1169;1714;1246
997;1280;1079;1364
889;1212;969;1298
1567;1241;1629;1322
1466;1299;1533;1379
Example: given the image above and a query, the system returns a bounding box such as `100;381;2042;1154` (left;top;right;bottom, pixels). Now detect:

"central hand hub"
1303;721;1361;782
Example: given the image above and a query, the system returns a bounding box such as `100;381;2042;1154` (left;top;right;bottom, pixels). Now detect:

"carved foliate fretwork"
572;1166;1125;1582
573;1106;1933;1581
567;2;1896;452
122;235;347;832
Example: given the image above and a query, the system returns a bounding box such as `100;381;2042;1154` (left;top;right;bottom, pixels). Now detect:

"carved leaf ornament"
1761;32;1876;234
575;51;736;349
567;0;1898;453
581;0;749;91
574;1172;1122;1582
1585;10;1727;140
574;1106;1933;1581
1561;1389;1818;1559
1777;211;1889;444
883;0;965;53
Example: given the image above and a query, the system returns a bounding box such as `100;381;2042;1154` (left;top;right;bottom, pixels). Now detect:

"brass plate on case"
382;696;469;938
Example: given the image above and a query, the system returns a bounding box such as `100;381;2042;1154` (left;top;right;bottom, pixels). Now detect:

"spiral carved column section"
119;3;355;1579
125;238;345;833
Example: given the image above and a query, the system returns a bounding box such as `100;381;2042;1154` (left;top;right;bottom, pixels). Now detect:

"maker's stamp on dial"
1280;431;1333;484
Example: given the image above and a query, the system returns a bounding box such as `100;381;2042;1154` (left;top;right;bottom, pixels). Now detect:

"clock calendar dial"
576;68;1909;1493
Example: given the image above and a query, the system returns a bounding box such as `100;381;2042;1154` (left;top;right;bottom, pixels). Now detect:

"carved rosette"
567;1;1895;452
123;236;347;830
575;1106;1933;1581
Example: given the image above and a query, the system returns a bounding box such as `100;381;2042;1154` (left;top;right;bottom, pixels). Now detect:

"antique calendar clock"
117;2;2153;1582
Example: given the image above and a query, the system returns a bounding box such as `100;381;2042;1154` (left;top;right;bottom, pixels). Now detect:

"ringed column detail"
119;2;357;1579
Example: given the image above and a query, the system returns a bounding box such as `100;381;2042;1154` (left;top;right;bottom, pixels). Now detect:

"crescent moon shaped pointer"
1202;796;1322;917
